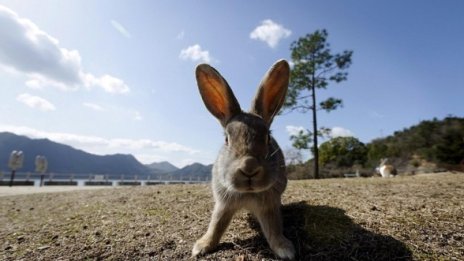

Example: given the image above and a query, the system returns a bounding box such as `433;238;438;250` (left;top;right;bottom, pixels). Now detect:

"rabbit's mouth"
246;178;258;191
231;172;274;193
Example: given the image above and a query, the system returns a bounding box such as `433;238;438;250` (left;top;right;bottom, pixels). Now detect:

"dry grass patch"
1;172;463;260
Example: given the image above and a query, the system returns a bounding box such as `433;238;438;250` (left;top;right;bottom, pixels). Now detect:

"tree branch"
316;65;337;78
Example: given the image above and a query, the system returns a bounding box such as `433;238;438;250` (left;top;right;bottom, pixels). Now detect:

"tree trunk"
311;83;319;179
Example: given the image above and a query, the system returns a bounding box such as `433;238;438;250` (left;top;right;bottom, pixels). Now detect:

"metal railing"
0;170;210;187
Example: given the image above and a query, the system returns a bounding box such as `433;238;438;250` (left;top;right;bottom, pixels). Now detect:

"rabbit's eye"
225;136;229;145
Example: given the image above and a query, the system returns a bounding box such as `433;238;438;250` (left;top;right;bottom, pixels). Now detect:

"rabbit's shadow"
217;201;412;260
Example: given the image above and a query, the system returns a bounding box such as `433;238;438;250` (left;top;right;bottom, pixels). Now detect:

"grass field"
1;172;463;260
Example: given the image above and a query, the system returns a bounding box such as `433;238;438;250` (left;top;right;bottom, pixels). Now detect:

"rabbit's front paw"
192;236;216;257
270;236;295;260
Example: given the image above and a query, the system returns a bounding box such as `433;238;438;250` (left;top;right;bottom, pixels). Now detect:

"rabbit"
192;59;295;260
378;158;397;177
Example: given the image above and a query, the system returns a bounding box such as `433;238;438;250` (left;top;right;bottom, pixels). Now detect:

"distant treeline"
288;116;464;179
367;116;464;166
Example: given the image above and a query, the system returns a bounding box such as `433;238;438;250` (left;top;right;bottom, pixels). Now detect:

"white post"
35;155;48;186
8;150;24;187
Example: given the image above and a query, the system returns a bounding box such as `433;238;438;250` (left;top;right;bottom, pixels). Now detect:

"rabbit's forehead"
226;114;268;137
226;116;269;156
225;114;269;155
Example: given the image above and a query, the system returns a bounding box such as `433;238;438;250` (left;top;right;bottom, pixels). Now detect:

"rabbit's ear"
196;64;241;127
251;59;289;126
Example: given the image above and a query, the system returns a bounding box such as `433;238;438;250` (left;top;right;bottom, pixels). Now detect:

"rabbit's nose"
239;157;261;178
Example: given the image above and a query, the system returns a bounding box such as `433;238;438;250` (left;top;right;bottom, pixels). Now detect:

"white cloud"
25;74;81;91
85;74;130;94
26;79;43;90
180;158;196;167
25;78;45;90
286;125;354;138
0;5;129;94
110;19;131;38
0;125;199;155
250;19;291;48
286;125;309;136
330;126;354;138
179;44;212;63
83;102;104;111
16;93;56;111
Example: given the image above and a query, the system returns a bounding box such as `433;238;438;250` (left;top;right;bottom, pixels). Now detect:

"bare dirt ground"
1;172;463;260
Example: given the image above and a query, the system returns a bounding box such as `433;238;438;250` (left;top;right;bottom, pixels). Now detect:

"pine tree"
284;30;353;179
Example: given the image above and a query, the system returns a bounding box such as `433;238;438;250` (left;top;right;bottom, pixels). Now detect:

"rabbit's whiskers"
265;147;281;160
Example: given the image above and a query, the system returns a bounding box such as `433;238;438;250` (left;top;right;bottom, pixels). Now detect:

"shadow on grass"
220;201;412;260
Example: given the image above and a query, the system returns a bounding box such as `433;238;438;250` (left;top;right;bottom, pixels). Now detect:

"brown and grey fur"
379;158;398;177
192;60;295;259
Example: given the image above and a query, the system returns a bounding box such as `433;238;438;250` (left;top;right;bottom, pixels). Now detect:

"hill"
0;132;149;176
366;116;464;169
146;161;179;174
0;132;213;179
288;116;464;179
157;162;213;180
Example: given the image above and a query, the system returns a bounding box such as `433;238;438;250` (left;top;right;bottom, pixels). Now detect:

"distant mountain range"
0;132;212;179
146;161;179;173
156;163;213;180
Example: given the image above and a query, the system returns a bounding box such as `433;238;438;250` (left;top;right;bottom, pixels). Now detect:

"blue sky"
0;1;463;167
